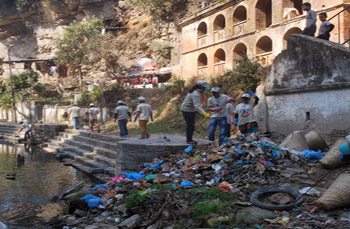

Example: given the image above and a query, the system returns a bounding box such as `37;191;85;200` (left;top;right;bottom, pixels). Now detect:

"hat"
138;96;146;101
89;103;95;107
117;100;124;105
241;93;251;99
211;87;221;93
196;80;209;89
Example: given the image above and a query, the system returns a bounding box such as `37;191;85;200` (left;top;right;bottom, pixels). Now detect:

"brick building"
174;0;350;78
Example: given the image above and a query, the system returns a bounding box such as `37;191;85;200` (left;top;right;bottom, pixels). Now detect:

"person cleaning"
207;87;230;145
134;96;153;139
233;90;259;135
225;97;236;138
180;80;210;145
18;121;32;141
114;100;131;137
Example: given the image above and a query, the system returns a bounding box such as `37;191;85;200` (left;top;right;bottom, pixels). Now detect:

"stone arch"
197;53;208;67
233;43;248;61
233;5;247;24
283;27;302;49
255;0;272;30
213;14;226;31
214;48;226;63
256;36;273;54
197;22;208;37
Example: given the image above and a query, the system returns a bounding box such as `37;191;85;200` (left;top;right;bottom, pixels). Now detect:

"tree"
210;57;263;94
128;0;187;18
55;17;103;87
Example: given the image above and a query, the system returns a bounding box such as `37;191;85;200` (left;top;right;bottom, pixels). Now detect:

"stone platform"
44;129;210;181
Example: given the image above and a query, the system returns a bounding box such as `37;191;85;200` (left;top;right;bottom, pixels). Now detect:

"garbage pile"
57;135;350;229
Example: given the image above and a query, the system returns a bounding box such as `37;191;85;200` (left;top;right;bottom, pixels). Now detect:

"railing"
213;62;226;75
328;4;350;44
256;52;273;67
232;20;247;37
343;38;350;48
213;30;225;42
197;66;208;76
197;35;207;47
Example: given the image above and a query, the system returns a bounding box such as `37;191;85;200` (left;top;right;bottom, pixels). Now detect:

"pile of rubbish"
57;132;350;228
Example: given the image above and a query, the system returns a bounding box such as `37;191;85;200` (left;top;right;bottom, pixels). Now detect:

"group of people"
301;3;334;41
180;80;259;145
113;97;153;139
68;97;154;139
68;103;100;132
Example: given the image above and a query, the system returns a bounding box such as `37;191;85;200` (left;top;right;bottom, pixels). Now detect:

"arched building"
176;0;350;78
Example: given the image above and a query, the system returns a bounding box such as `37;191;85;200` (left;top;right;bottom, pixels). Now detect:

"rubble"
59;135;350;228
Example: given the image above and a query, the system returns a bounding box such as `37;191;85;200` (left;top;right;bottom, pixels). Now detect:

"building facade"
176;0;350;79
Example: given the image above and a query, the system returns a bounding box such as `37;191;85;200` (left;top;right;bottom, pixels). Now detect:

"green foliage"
0;70;39;108
55;17;104;67
210;57;263;94
90;85;103;103
15;0;36;11
128;0;187;17
165;77;185;97
126;190;147;209
194;201;220;217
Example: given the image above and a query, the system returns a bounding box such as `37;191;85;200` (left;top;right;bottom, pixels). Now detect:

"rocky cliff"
0;0;203;88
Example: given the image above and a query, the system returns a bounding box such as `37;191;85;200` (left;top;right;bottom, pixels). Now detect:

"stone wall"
257;35;350;139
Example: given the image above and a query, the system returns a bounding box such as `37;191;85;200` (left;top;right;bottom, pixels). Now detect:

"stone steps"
44;129;118;180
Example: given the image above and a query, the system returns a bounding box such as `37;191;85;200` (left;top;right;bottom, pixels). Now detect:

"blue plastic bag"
180;180;193;187
144;160;164;171
302;150;323;160
81;194;102;208
90;184;108;192
122;172;145;180
184;145;193;154
236;146;244;155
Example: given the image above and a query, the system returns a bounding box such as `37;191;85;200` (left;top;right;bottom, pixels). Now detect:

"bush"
165;77;185;97
128;0;188;18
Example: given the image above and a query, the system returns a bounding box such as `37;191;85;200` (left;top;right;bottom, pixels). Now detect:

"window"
214;49;226;64
213;14;226;31
256;36;273;55
283;27;302;49
197;53;208;67
233;43;248;60
197;22;208;37
233;6;247;24
256;0;272;30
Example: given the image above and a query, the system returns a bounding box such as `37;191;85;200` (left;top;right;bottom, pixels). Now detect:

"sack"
320;138;347;169
316;173;350;210
305;130;328;151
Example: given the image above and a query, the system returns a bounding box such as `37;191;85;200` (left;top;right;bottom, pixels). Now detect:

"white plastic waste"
299;187;321;197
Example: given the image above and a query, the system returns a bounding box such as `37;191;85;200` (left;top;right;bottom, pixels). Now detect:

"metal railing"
328;4;350;44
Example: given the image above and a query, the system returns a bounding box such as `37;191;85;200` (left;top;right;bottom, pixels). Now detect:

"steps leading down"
44;129;125;179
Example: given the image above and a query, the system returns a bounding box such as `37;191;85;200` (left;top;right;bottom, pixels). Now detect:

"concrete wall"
256;35;350;138
178;0;349;78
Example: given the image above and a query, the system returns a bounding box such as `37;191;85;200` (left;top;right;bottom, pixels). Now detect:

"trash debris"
316;173;350;210
280;131;309;151
301;150;323;161
305;130;329;151
299;187;321;197
320;138;347;169
81;195;103;208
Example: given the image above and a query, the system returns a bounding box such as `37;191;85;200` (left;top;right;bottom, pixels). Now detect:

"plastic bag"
184;145;193;154
145;174;157;181
122;172;144;180
301;150;323;160
218;182;232;192
90;184;108;191
111;175;126;184
144;160;164;171
180;180;193;187
81;194;102;208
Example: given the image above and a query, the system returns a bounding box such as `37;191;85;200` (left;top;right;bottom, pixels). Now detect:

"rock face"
258;35;350;138
266;35;350;94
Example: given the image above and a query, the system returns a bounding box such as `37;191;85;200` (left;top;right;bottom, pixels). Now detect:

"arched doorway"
197;22;208;37
214;48;226;74
283;27;302;49
233;43;248;62
233;6;247;24
256;36;273;66
197;53;208;67
256;0;272;30
282;0;303;17
213;14;226;41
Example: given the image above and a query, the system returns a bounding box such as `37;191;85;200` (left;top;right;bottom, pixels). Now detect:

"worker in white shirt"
134;97;153;139
68;103;81;129
301;3;317;37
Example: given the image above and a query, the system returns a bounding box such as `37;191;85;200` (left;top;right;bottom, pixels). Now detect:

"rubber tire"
250;187;303;211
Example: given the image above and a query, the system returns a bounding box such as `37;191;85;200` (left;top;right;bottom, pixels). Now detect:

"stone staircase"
44;129;125;180
0;123;19;141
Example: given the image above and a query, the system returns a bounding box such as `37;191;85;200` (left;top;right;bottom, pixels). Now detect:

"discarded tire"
250;187;303;211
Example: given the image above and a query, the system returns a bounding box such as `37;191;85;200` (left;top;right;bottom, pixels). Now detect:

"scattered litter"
299;187;321;197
